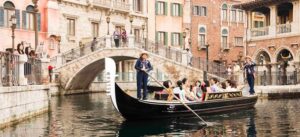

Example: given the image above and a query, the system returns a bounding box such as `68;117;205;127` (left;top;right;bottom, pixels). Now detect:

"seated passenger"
201;80;210;101
209;78;219;92
182;78;195;101
192;80;202;101
163;80;173;101
173;80;185;101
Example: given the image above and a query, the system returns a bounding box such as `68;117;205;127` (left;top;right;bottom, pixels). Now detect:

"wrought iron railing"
25;57;42;85
0;51;19;86
277;23;292;34
96;72;168;82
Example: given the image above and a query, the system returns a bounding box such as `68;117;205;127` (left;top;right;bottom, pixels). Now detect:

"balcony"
92;0;130;12
251;27;269;37
113;0;130;12
276;23;291;34
93;0;111;8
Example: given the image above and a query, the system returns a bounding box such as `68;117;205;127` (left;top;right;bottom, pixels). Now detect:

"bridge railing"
25;57;42;85
96;71;168;82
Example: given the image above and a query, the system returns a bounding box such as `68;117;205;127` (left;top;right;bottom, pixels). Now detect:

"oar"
144;71;208;126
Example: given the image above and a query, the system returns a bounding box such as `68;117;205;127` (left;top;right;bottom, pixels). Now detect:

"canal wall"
0;85;52;129
255;85;300;99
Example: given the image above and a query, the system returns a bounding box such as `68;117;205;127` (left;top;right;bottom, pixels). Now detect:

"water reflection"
0;93;299;137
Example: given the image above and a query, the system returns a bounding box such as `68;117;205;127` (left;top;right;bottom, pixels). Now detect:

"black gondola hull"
112;83;258;120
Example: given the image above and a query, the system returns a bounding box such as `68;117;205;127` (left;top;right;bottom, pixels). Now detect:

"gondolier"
135;52;153;100
244;56;256;95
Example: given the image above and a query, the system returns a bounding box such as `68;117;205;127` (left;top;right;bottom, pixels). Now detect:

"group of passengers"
161;78;238;102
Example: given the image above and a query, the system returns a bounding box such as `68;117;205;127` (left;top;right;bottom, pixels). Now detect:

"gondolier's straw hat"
245;56;252;60
140;52;149;57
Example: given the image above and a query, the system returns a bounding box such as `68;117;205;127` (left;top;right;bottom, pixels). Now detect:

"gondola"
110;83;258;121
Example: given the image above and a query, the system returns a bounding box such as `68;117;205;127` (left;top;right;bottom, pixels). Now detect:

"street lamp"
129;15;133;34
182;32;186;50
32;0;39;50
204;44;209;81
142;24;145;47
106;16;110;35
56;36;61;54
10;15;16;53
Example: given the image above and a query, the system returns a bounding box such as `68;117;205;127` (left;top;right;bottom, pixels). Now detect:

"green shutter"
22;11;26;29
155;1;158;15
15;9;20;29
0;7;4;27
179;33;183;46
171;33;174;45
155;31;158;43
164;32;168;46
170;3;173;16
179;4;183;16
37;13;41;31
164;2;168;16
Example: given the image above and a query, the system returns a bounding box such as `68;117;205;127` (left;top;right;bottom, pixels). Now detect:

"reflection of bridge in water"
52;37;226;94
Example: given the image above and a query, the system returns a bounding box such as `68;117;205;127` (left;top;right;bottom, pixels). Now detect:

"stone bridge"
52;36;224;94
54;47;213;94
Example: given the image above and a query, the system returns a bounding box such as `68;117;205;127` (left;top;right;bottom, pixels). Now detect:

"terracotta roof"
233;0;295;10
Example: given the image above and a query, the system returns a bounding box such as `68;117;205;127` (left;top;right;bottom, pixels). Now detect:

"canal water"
1;93;300;137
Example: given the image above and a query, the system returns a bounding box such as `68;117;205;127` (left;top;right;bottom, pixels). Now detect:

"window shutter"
22;11;26;29
171;33;174;45
164;32;168;46
15;9;20;29
170;3;173;16
0;7;4;27
179;4;183;16
37;13;41;31
155;1;158;15
179;33;183;46
164;2;168;15
155;31;158;43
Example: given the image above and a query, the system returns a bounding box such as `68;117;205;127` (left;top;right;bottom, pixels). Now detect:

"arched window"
222;29;228;49
3;1;15;27
231;7;237;22
222;4;228;21
198;27;206;47
24;5;35;30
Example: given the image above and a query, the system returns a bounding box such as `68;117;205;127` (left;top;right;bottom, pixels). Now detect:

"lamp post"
182;32;186;50
56;36;61;54
204;44;209;81
106;16;110;35
8;14;17;86
33;0;39;50
142;24;145;47
129;15;133;34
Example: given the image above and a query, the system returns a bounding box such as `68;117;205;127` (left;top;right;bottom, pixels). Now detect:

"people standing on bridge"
244;56;256;95
113;28;121;48
121;28;127;46
48;65;55;83
79;41;84;57
91;37;97;52
135;52;153;100
186;48;193;66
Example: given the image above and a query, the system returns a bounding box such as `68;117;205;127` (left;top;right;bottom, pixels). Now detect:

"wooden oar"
144;71;208;126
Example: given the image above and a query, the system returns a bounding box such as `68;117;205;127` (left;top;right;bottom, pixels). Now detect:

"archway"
255;50;271;85
276;49;294;85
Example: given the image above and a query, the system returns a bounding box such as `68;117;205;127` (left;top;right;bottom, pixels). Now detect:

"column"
40;58;50;84
18;55;28;85
181;50;188;66
118;62;123;81
143;0;147;15
247;11;252;40
292;1;299;33
129;0;134;12
269;6;277;36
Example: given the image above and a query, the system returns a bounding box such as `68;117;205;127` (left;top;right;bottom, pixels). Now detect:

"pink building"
0;0;58;57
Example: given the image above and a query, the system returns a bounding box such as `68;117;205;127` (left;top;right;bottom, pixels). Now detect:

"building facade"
190;0;246;65
149;0;191;49
0;0;52;55
235;0;300;85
